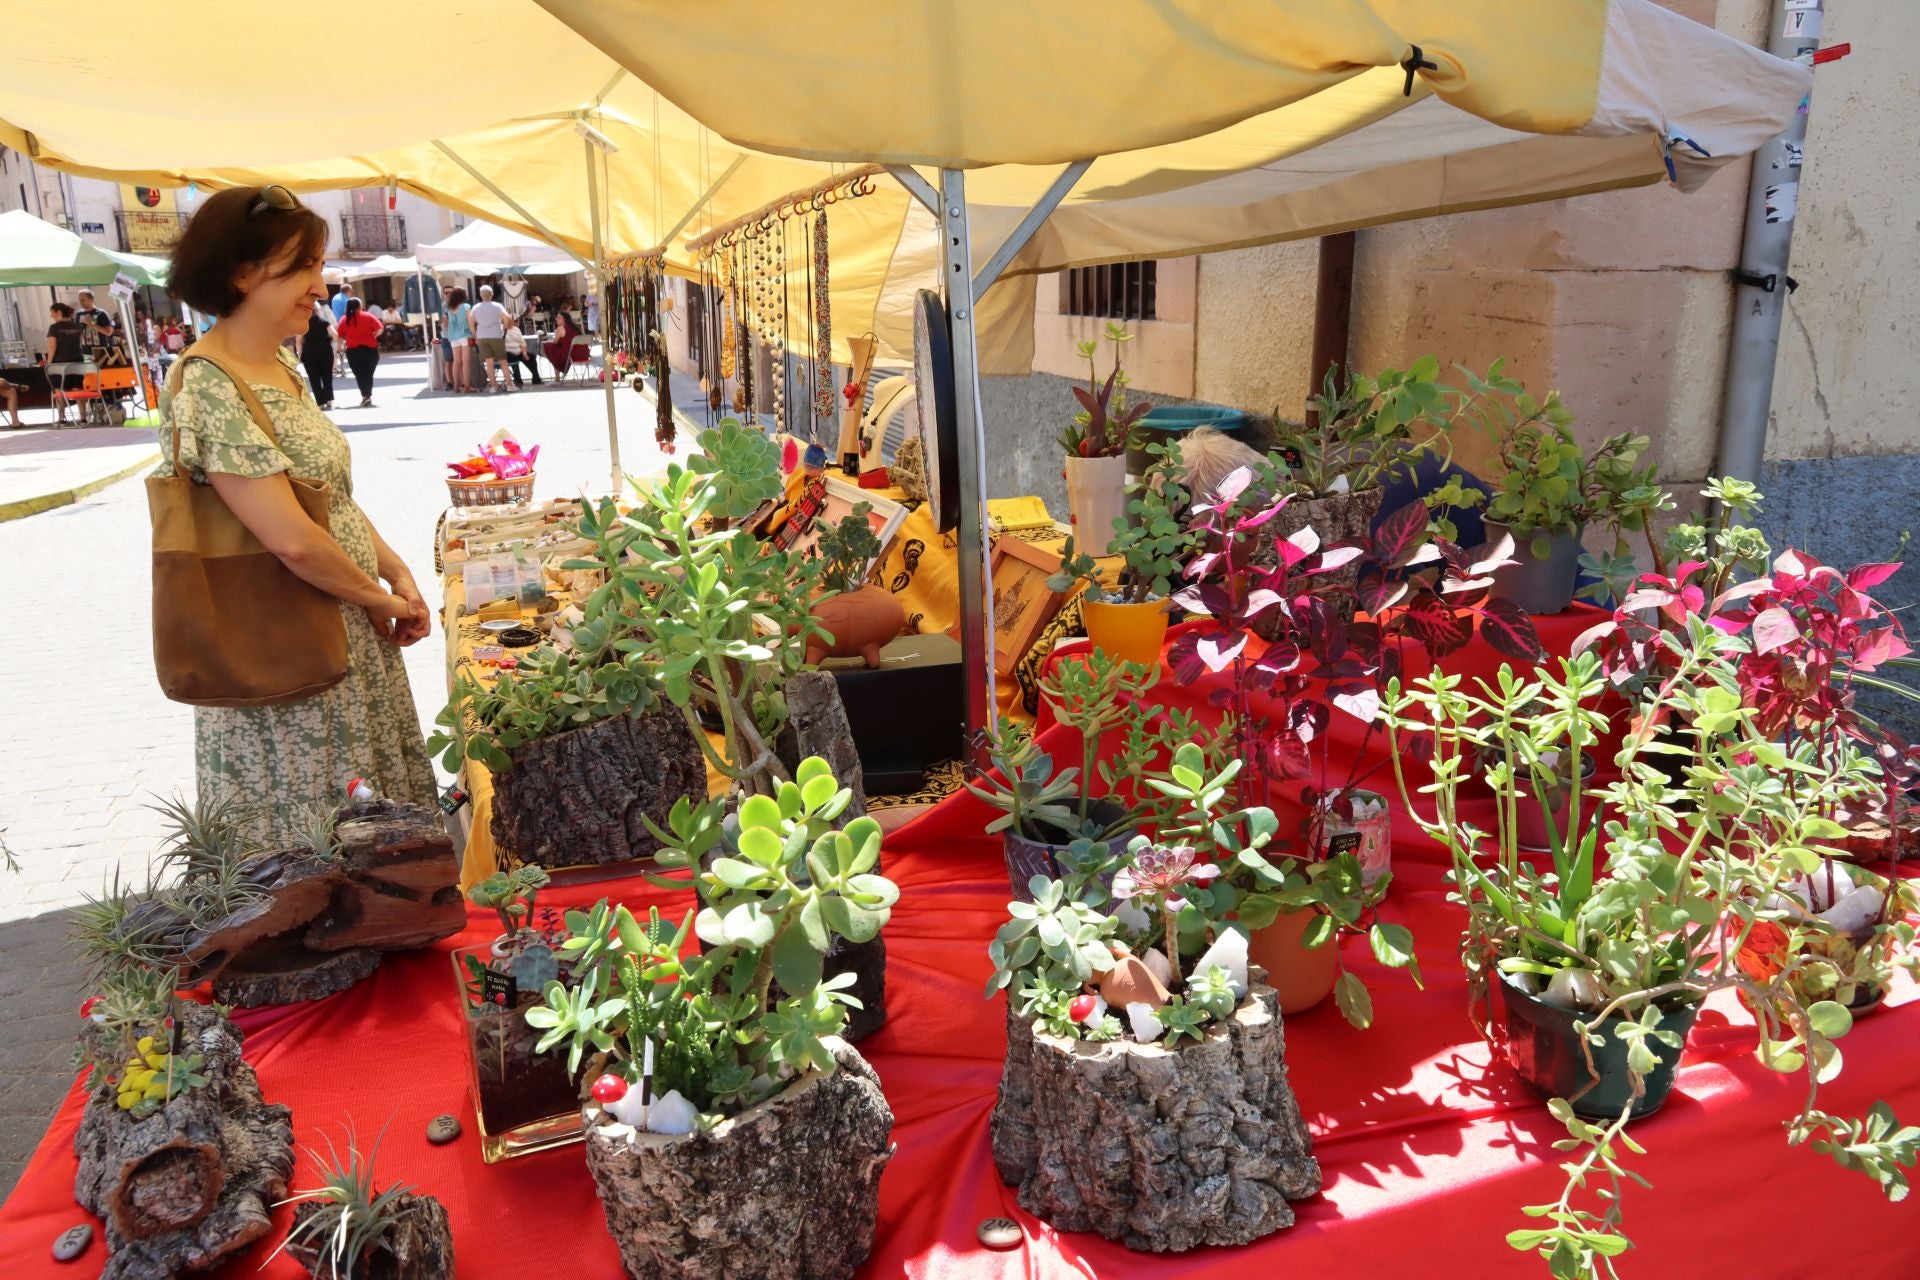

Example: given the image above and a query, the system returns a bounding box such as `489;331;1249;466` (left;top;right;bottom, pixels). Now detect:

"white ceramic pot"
1064;453;1130;556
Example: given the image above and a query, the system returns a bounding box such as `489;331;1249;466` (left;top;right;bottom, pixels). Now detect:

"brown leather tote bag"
148;351;348;707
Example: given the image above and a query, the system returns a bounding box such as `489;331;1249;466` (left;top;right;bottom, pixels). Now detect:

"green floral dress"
157;348;437;842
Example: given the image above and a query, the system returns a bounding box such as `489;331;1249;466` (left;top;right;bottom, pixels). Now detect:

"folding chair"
97;366;141;422
49;361;105;425
562;337;596;385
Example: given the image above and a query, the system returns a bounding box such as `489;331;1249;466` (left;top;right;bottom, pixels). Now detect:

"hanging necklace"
812;200;834;432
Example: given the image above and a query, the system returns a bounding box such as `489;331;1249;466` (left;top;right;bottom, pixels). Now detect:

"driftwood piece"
582;1039;894;1280
73;1005;295;1279
778;670;867;820
287;1190;455;1280
1253;486;1382;638
490;709;707;868
121;802;461;1007
211;946;381;1008
990;977;1321;1252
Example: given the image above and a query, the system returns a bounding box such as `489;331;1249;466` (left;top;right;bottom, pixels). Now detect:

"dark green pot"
1494;975;1700;1120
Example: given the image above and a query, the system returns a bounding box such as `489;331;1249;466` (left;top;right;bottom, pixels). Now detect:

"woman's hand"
384;572;432;647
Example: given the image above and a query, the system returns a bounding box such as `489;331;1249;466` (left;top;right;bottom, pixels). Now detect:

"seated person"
542;308;581;374
1;376;23;429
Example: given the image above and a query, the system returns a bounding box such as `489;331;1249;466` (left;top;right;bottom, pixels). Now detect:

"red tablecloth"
4;607;1917;1278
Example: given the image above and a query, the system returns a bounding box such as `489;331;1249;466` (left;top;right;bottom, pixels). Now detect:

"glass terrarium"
452;940;585;1163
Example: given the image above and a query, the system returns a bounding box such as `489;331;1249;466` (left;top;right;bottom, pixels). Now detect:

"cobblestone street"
0;351;674;1196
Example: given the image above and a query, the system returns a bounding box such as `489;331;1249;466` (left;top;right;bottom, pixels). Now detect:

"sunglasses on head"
249;184;303;217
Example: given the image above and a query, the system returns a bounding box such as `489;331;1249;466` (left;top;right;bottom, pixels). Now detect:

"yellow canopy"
0;0;1808;372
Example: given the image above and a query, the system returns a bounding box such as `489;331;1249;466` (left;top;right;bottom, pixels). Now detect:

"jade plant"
563;419;827;795
1423;362;1666;564
813;501;882;596
967;649;1158;843
1383;632;1919;1278
467;865;551;942
525;757;898;1123
429;642;662;776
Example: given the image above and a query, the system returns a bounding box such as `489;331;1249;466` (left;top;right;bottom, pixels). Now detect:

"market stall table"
17;615;1909;1277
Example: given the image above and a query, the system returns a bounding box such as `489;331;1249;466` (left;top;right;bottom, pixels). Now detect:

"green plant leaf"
771;924;824;997
1807;1000;1854;1040
1333;969;1374;1030
1369;922;1417;971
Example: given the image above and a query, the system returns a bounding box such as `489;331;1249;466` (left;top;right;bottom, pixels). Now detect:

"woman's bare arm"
208;470;413;627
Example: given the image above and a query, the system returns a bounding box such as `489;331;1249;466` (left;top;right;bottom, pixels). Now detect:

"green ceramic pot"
1493;974;1700;1120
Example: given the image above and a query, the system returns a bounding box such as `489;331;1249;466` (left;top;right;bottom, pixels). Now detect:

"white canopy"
415;221;571;268
346;254;421;278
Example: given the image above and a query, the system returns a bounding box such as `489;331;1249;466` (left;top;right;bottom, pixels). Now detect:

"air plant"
272;1126;419;1280
147;791;256;881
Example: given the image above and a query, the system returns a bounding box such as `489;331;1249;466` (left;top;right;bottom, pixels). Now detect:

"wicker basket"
446;472;536;508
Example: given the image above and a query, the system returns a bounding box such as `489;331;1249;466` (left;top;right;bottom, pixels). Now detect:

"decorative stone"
1124;1001;1164;1043
644;1088;699;1136
603;1084;650;1129
52;1224;93;1262
1192;928;1249;999
976;1217;1022;1250
425;1114;462;1145
582;1039;893;1280
991;977;1321;1253
1141;946;1172;990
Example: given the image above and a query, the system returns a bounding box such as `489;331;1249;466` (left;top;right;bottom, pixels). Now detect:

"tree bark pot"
1492;974;1700;1120
1253;486;1383;637
72;1004;295;1280
287;1191;454;1280
490;708;707;868
1486;521;1584;616
581;1039;894;1280
990;975;1321;1252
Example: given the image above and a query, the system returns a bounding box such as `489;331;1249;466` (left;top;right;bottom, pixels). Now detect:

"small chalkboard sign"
1326;831;1363;857
480;968;518;1008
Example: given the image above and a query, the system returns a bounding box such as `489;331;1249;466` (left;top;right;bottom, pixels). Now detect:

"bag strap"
163;351;284;481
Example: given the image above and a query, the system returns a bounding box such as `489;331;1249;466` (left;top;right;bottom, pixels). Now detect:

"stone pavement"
0;425;160;523
0;349;686;1200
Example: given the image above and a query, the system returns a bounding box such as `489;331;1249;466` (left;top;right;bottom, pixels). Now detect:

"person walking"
330;282;353;324
469;284;511;392
299;300;336;409
442;286;474;393
338;297;384;406
154;183;435;842
503;317;542;387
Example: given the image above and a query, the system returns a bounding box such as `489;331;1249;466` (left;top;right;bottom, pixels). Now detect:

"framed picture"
777;474;909;582
988;536;1066;675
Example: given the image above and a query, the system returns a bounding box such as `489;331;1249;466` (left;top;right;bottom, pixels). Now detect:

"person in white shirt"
502;319;543;387
469;284;512;392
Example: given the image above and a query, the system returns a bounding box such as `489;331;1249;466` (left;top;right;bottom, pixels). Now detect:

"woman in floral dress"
157;185;437;841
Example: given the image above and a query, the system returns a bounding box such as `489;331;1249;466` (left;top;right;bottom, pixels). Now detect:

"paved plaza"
0;351;681;1195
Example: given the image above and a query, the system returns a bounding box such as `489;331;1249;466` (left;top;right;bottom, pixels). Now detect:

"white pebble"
1819;885;1885;935
646;1089;699;1136
1126;1002;1165;1043
602;1085;650;1128
1142;948;1173;990
1191;930;1249;999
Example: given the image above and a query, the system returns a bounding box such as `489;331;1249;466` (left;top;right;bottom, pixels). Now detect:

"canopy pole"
429;140;595;273
585;135;620;492
938;168;994;770
884;166;939;216
1305;231;1355;426
972;161;1090;297
1714;0;1822;484
115;294;148;416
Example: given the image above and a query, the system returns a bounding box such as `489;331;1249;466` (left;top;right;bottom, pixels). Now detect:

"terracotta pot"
1245;906;1341;1015
1486;521;1584;615
1064;453;1129;556
806;585;906;668
1081;598;1170;669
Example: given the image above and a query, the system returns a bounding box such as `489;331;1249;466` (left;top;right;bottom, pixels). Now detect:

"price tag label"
1327;831;1363;857
480;968;518;1008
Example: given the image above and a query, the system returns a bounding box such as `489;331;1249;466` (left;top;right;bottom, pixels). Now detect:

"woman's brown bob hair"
167;186;329;318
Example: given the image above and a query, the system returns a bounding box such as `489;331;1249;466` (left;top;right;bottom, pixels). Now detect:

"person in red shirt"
338;297;385;407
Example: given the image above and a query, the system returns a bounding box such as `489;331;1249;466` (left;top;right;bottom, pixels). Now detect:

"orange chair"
50;362;105;425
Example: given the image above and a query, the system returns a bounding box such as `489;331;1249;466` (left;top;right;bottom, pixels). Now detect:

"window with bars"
1060;261;1157;321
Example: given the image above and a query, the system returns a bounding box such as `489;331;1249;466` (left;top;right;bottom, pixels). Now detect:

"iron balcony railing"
340;214;408;256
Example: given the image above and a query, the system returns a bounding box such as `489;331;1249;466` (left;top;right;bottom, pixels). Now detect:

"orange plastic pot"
1081;599;1170;670
1245;906;1341;1015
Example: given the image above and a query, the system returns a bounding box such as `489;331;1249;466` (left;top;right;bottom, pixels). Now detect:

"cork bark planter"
72;1005;295;1280
490;708;707;868
581;1039;894;1280
990;975;1322;1252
